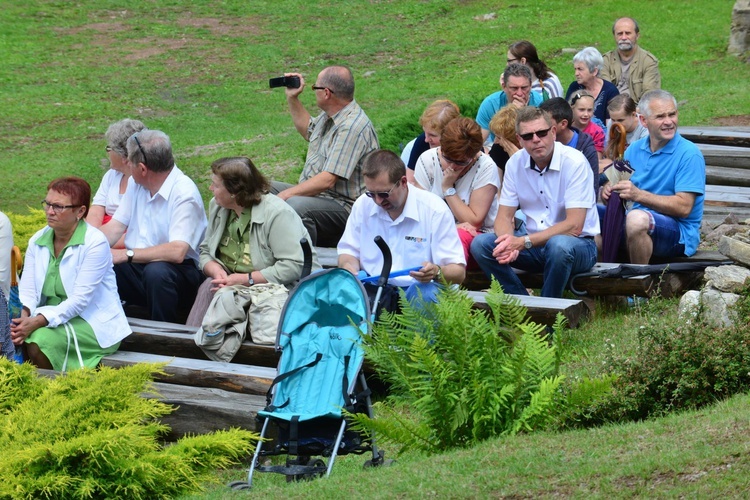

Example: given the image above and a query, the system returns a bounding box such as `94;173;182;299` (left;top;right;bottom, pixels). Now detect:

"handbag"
195;283;288;361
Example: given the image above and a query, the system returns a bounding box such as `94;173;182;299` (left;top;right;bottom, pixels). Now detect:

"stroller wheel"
227;480;251;490
364;451;395;468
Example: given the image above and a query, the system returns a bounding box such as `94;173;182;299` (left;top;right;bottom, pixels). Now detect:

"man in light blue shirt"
476;63;544;144
601;90;705;264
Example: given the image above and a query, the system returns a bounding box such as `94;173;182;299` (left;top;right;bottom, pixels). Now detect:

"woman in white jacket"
11;177;131;371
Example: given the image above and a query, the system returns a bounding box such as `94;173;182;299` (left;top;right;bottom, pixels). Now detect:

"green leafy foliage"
574;291;750;425
0;359;259;499
5;208;47;256
377;97;483;154
349;281;574;455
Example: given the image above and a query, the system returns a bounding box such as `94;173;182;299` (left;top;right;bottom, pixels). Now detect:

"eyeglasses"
518;127;553;141
133;134;149;166
41;200;81;214
365;180;400;199
311;85;335;93
441;153;475;168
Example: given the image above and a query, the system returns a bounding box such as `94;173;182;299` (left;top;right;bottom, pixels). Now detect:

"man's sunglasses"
518;127;552;142
365;180;400;199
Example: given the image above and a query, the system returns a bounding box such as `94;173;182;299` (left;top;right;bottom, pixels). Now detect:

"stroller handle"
374;236;392;287
300;238;313;279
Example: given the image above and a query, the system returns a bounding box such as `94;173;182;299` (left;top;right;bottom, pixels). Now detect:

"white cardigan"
20;223;131;348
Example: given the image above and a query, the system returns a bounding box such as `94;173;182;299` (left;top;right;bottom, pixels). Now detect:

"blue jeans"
470;231;597;298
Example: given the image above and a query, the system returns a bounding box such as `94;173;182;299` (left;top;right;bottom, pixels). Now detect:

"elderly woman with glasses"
11;177;130;370
413;117;500;265
185;157;320;328
86;118;146;248
564;47;620;124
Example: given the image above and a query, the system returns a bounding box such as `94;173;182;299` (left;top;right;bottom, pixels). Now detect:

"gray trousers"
270;181;350;248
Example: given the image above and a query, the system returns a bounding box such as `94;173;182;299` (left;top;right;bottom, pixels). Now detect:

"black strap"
289;415;299;456
569;260;734;296
264;352;323;410
342;355;351;412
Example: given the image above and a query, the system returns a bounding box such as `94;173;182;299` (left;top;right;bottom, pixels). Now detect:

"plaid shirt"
301;99;379;209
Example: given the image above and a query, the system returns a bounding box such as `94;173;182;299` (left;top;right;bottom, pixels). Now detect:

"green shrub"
348;281;610;455
377;96;483;154
575;291;750;425
0;359;259;499
6;208;47;256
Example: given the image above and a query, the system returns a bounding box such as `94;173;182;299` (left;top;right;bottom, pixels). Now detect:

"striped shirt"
302;99;379;209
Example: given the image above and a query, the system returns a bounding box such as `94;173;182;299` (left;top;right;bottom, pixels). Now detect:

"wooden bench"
315;246;729;299
313;247;588;324
120;318;280;368
691;129;750;225
101;351;276;395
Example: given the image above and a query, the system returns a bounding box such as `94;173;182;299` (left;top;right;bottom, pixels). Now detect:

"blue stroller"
230;238;392;489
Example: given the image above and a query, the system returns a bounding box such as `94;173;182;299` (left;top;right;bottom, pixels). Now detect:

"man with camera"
272;65;379;248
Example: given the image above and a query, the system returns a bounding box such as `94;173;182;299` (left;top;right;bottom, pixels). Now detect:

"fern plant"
0;359;259;499
349;280;574;455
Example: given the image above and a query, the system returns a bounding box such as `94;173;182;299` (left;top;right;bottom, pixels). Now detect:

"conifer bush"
0;359;259;499
348;281;610;455
6;208;46;256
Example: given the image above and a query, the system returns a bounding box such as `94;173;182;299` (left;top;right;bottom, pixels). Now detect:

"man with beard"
601;17;661;103
337;149;465;305
601;90;705;264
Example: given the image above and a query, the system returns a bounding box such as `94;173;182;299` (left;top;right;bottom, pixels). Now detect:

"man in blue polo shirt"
476;63;544;145
601;90;705;264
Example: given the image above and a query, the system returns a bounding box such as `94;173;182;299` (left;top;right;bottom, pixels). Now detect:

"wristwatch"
247;274;255;286
126;249;134;264
523;236;533;250
443;187;457;198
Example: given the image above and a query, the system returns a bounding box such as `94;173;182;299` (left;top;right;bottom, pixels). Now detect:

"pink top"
582;121;605;152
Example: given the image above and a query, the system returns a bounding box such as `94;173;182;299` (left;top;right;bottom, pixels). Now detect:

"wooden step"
122;318;280;367
467;291;588;328
152;383;265;440
680;126;750;148
706;165;750;188
101;351;276;395
698;144;750;169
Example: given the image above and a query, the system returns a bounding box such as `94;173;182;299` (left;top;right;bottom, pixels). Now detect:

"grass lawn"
185;389;750;498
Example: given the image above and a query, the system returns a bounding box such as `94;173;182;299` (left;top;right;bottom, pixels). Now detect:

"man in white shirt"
100;130;207;323
470;107;599;298
338;149;465;304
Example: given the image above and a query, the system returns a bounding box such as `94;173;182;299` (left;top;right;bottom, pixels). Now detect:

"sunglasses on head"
518;127;552;141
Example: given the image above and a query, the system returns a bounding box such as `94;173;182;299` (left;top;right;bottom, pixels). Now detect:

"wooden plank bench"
315;245;727;299
121;318;280;367
152;383;265;439
467;291;588;327
101;351;276;395
312;247;587;324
